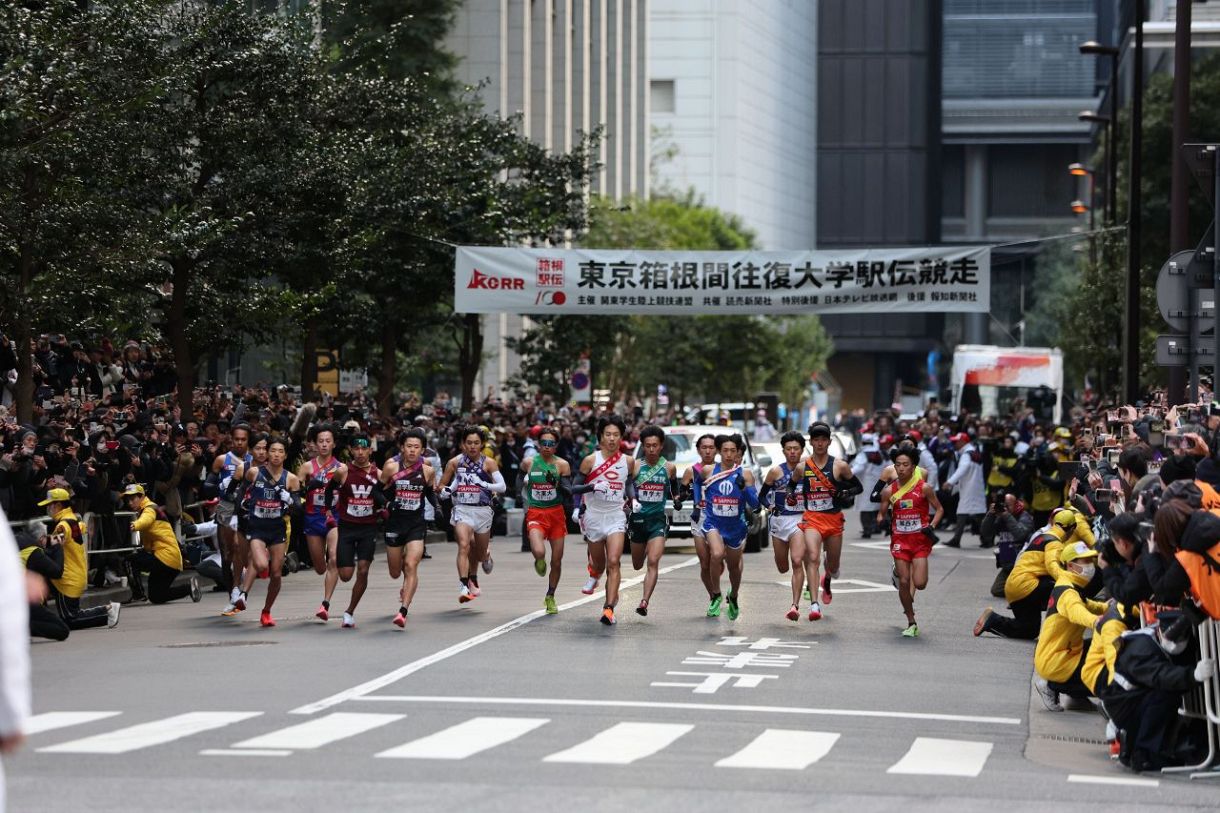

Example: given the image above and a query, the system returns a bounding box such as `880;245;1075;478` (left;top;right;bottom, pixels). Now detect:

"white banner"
454;246;990;315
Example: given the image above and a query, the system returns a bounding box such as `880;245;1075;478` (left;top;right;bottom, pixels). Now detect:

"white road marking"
39;711;262;754
376;716;549;760
201;748;292;757
291;556;700;715
230;712;404;750
774;578;895;594
1067;774;1160;788
886;737;993;777
25;711;121;735
715;729;840;770
543;722;693;764
354;695;1022;726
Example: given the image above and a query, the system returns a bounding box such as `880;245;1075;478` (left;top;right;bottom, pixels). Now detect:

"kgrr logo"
467;269;525;290
534;290;567;305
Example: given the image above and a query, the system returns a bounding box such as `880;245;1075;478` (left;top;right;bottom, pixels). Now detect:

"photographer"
1098;513;1154;610
979;491;1034;598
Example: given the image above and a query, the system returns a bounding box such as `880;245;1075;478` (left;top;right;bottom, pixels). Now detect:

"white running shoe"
459;584;475;603
808;601;823;621
342;612;356;628
229;586;241;603
581;575;599;595
1033;676;1063;712
106;602;121;628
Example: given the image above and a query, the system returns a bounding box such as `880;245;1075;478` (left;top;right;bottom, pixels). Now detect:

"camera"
1097;537;1121;565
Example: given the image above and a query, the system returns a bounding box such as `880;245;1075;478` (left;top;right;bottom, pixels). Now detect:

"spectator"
36;487;119;630
979;492;1034;598
122;483;200;605
945;432;985;547
1032;542;1107;712
17;531;71;641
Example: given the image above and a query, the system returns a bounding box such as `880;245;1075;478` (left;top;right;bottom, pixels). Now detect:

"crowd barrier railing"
1164;618;1220;780
82;511;141;558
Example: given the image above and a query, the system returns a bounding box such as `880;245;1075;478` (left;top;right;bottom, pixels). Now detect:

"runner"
438;427;507;604
297;425;342;621
759;431;808;621
323;434;382;628
572;416;636;625
233;437;300;627
629;426;680;617
795;421;863;620
877;448;944;637
679;433;719;607
701;434;759;621
379;429;437;628
213;423;251;615
518;426;572;615
221;433;267;617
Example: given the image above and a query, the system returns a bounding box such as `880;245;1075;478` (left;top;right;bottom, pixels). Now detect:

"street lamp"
1069;163;1096;264
1079;41;1120;224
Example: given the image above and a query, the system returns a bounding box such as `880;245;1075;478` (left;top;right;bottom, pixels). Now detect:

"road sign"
1157;335;1215;367
1157;251;1201;331
570;356;591;404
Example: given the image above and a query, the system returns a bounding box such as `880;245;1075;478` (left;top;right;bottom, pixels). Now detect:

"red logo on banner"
536;257;565;287
535;291;567;306
467;269;525;290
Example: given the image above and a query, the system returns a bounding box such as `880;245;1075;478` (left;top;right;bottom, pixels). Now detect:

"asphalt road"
9;522;1218;812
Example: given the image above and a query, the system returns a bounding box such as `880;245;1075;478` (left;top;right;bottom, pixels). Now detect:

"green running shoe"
726;593;740;621
707;594;723;618
902;622;919;638
544;594;558;615
802;587;812;602
534;558;547;577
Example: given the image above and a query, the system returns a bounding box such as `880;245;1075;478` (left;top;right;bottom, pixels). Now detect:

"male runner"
221;434;267;617
795;421;863;620
572;416;636;625
323;435;382;628
701;434;759;621
759;431;808;621
629;426;681;617
877;448;944;637
379;429;436;627
679;433;719;606
298;425;342;620
519;426;572;614
213;424;251;614
233;437;300;627
439;427;507;603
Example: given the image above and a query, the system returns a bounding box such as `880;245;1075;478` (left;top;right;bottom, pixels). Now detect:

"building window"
650;80;675;114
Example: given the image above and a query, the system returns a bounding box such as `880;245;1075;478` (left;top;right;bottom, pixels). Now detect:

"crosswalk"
28;709;1000;776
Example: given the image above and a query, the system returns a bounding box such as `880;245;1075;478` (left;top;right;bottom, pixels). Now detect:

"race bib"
347;501;374;518
531;484;556;502
809;496;833;512
639;482;665;503
253;499;280;519
895;516;921;533
592;481;624;502
395;491;422;511
455;484;483;505
311;491;327;507
711;495;738;517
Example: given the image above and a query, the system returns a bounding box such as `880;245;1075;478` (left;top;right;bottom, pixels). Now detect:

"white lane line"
1067;774;1160;788
201;749;292;757
231;712;404;750
25;711;121;735
376;716;549;760
353;695;1022;726
886;737;994;777
291;556;700;715
715;729;840;769
543;722;694;764
39;711;262;754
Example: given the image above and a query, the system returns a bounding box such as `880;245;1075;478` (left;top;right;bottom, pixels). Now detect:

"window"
650;80;675;114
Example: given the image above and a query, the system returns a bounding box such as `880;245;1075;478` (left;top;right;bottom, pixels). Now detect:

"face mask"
1074;564;1096;582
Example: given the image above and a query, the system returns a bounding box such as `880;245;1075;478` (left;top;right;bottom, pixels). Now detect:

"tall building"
446;0;650;397
647;0;818;250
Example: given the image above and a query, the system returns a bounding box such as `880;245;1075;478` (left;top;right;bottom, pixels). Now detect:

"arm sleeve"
558;475;574;499
569;471;596;496
669;478;682;503
836;474;863;498
870;478;887;502
0;516;31;738
757;480;774;507
624;478;636;499
483;470;506;495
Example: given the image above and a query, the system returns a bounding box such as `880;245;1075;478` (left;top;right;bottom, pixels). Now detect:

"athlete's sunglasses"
540;440;557;447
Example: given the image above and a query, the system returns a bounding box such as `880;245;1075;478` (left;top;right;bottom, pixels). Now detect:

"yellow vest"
132;499;183;571
51;509;88;599
1034;574;1107;683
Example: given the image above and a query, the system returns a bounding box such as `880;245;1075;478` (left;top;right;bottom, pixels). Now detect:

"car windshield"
634;432;701;465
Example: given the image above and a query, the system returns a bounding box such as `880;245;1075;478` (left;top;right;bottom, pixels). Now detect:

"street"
9;525;1215;812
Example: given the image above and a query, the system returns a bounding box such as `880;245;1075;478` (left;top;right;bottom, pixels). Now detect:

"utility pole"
1124;0;1145;405
1169;0;1193;404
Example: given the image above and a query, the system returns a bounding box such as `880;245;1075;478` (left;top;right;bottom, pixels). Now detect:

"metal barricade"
1162;618;1220;779
7;517;53;540
82;511;142;558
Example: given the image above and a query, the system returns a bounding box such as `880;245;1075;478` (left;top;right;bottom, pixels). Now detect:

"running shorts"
705;522;747;550
799;511;844;538
581;509;627;542
384;514;427;547
337;524;378;567
629;513;668;546
215;499;236;526
303;511;332;538
890;533;933;562
451;504;494;535
525;505;567;540
246;519;286;547
769;513;802;542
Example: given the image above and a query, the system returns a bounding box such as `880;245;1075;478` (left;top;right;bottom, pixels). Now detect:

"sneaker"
808;601;822;621
944;539;961;548
229;586;241;604
189;577;202;603
1109;738;1121;761
393;612;406;628
459;584;475;603
786;604;800;622
902;621;919;637
234;593;247;612
587;562;597;578
468;582;482;598
221;602;239;617
315;603;329;622
581;575;599;595
260;611;276;628
600;606;616;626
106;602;121;628
482;554;494;574
544;595;558;615
342;612;356;628
534;558;547;577
820;573;833;605
1033;676;1063;712
706;594;723;618
726;593;740;621
636;599;649;617
802;587;812;602
973;608;994;637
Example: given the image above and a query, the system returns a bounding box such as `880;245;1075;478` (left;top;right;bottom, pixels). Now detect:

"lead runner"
794;421;862;621
877;448;944;637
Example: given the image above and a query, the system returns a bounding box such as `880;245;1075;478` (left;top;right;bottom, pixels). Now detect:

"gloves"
306;477;328;492
1196;658;1216;682
592;480;611;495
735;472;746;490
571;506;582;523
278;488;293;508
438;486;453;501
631;498;642;514
921;525;939;544
672;496;683;512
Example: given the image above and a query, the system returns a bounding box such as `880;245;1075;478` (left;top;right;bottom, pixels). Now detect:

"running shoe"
808;601;822;621
726;593;740;621
636;599;649;617
902;622;919;638
600;606;616;626
459;584;475;603
234;592;247;612
260;610;276;628
706;594;723;618
973;608;994;637
468;582;482;598
534;558;547;577
581;575;599;595
785;605;800;622
393;611;406;628
315;603;329;621
482;554;494;574
342;612;356;628
544;595;558;615
106;602;121;628
1109;739;1121;760
229;586;241;605
1033;676;1063;712
221;602;239;617
189;577;202;603
802;587;812;602
820;573;833;605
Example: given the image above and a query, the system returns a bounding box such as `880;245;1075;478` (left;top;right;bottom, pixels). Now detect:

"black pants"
950;513;981;545
131;551;191;604
859;511;877;537
1048;637;1093;700
53;591;109;631
195;558;227;590
30;603;70;641
1110;688;1186;771
986;577;1053;640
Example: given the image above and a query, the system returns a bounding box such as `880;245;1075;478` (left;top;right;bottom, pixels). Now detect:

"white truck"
950;345;1063;424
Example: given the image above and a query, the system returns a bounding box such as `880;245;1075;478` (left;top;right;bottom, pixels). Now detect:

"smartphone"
1106;410;1119;422
1106;447;1121;466
1095;488;1113;500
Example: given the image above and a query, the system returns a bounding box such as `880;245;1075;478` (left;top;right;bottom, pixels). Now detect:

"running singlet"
800;456;839;514
890;478;930;535
306;457;341;515
388;456;427;518
525;457;562;509
585;450;628;512
704;464;748;525
246;468;288;522
634;457;669;518
337;464;381;525
453;455;493;506
772;462;803;516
